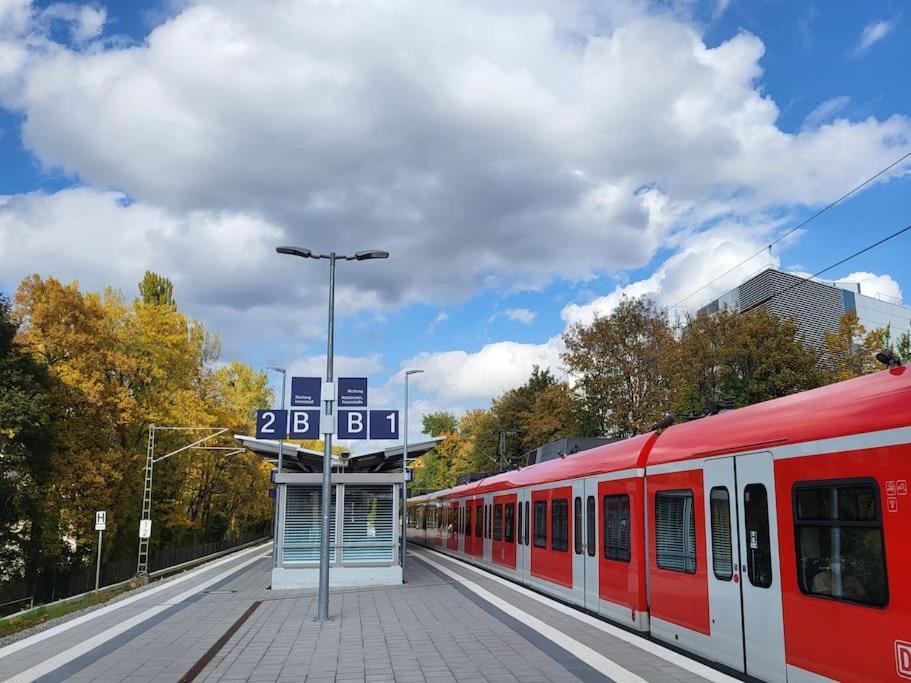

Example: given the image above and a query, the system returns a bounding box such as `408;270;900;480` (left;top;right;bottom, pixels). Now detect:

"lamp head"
354;250;389;260
276;246;312;258
406;369;424;376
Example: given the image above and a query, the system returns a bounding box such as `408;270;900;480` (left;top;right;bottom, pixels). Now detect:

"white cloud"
399;336;564;401
839;271;903;303
505;308;536;324
804;96;850;128
0;1;907;317
426;311;449;333
854;19;895;54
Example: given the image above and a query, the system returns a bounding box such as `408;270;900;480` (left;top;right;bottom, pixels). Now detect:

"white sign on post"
139;519;152;539
95;511;106;530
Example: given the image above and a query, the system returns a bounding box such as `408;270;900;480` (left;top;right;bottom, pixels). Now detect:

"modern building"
235;435;441;589
699;268;911;355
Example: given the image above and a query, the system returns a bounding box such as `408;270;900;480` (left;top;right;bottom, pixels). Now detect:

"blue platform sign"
288;410;320;439
369;410;399;439
256;409;287;439
290;377;321;407
337;377;368;407
338;410;368;439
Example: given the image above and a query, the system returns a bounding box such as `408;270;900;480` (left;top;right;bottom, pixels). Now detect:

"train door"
518;489;530;582
570;481;586;605
736;452;786;683
448;501;460;551
583;478;599;611
703;457;745;672
483;494;493;564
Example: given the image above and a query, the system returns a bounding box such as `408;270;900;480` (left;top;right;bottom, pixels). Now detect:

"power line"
741;221;911;313
671;149;911;309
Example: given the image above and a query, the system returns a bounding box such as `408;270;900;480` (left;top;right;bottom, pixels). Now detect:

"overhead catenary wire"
740;221;911;314
671;149;911;310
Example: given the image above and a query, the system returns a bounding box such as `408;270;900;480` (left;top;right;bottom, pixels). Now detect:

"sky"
1;0;910;451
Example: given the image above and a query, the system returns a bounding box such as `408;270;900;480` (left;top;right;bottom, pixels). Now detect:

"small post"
95;529;103;591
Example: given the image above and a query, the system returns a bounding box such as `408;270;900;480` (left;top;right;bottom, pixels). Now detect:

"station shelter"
235;435;441;589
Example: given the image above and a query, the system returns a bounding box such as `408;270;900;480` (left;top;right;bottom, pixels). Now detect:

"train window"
533;501;547;547
586;496;596;557
603;494;631;562
655;491;696;573
710;487;733;581
465;506;471;536
517;500;523;545
525;501;530;546
574;497;583;554
505;503;515;543
493;504;503;541
487;504;492;538
794;479;888;607
744;484;772;589
552;499;569;552
475;504;483;537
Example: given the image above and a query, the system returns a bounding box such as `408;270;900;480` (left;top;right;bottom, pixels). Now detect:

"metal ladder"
136;425;155;576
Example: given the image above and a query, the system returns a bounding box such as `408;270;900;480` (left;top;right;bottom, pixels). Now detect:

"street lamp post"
276;246;388;622
402;369;423;579
266;366;286;568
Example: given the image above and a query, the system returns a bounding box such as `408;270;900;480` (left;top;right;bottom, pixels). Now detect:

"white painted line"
416;552;647;683
4;550;270;683
414;547;738;683
0;541;271;662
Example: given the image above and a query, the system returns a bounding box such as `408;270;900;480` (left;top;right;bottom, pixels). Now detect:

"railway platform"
0;542;737;682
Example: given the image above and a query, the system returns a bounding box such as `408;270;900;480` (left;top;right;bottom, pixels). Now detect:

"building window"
493;504;503;541
603;494;631;562
551;499;569;552
505;503;515;543
744;484;772;588
574;497;583;554
794;480;888;607
655;491;696;573
710;487;733;581
533;501;547;548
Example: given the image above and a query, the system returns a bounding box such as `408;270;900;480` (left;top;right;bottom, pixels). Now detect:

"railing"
0;524;272;617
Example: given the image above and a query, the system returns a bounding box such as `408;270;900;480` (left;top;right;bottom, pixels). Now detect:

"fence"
0;524;272;618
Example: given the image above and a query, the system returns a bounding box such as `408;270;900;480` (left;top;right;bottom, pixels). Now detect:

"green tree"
138;271;175;306
520;382;583;449
490;366;557;462
673;307;823;417
422;411;458;437
562;297;675;437
824;312;889;381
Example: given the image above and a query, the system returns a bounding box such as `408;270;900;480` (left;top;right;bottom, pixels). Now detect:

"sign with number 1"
369;410;399;439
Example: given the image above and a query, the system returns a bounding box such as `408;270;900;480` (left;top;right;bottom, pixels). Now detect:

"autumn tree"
673;307;823;417
490;366;558;462
824;312;890;382
138;271;175;306
520;382;583;449
562;297;675;437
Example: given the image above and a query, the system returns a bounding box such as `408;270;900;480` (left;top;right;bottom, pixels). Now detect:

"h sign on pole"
337;410;368;439
95;511;107;530
256;409;288;439
369;410;400;439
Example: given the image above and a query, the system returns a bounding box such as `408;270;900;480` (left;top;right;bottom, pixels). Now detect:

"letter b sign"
338;410;368;439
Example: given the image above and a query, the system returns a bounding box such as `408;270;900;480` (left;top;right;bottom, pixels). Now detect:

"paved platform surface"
0;542;733;683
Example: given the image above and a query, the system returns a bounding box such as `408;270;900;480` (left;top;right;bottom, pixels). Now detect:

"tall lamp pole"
266;366;286;568
277;246;388;622
402;369;423;578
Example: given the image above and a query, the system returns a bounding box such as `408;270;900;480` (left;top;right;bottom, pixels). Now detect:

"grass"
0;584;133;639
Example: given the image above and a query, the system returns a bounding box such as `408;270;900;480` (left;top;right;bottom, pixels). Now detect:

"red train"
407;367;911;682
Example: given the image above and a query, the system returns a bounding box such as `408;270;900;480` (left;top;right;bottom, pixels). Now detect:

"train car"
407;366;911;682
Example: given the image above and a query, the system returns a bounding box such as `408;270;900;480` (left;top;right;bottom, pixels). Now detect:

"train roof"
419;431;657;500
649;366;911;465
410;367;911;503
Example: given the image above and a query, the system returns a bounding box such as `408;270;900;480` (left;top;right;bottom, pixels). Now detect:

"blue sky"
1;0;909;448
